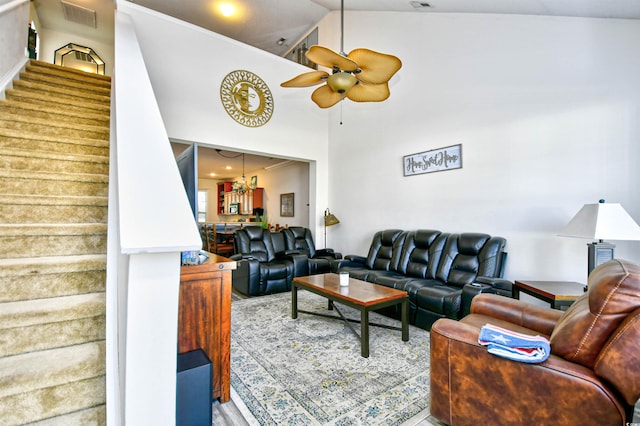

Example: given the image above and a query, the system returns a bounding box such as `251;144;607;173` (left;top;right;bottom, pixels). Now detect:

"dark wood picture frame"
280;193;294;217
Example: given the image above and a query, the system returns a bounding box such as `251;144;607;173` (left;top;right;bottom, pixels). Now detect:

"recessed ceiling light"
219;3;236;17
209;172;216;177
225;166;232;170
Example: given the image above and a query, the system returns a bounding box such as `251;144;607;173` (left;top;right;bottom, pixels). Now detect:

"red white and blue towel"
478;323;550;363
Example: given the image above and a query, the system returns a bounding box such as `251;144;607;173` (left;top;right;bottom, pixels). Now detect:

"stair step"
4;88;110;116
0;343;105;424
0;194;107;224
0;255;106;303
0;128;109;157
0;293;105;356
28;59;111;87
0;111;109;141
0;223;107;259
20;70;111;98
0;292;105;330
28;405;106;426
11;80;110;107
0;169;108;197
0;147;108;175
0;99;109;127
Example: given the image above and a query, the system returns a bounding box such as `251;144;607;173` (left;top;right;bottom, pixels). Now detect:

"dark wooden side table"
178;253;236;402
514;280;587;311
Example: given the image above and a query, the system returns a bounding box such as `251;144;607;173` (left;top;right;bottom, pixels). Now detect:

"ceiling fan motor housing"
327;72;358;94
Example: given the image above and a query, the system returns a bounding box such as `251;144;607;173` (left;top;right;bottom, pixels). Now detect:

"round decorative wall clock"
220;70;274;127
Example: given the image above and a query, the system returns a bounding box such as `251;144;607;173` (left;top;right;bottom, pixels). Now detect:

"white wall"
317;12;640;284
0;0;29;91
124;4;640;285
254;161;311;228
37;27;114;76
119;2;330;243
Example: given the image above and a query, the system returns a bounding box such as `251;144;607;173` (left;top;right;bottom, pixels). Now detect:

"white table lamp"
559;199;640;276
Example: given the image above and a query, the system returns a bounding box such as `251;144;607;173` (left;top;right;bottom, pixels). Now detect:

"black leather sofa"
332;229;512;330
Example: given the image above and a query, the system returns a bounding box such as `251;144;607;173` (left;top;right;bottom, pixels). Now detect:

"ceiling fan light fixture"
326;72;357;94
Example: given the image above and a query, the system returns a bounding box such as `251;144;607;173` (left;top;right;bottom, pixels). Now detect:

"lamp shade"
559;200;640;241
324;212;340;226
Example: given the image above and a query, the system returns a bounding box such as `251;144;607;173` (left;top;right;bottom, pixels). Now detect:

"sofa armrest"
470;293;563;336
344;254;366;263
475;276;513;298
315;248;342;259
330;257;367;273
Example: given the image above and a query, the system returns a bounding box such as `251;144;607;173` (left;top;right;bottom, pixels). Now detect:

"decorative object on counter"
220;70;273;127
404;144;462;176
323;208;340;248
280;193;294;217
559;199;640;276
181;250;210;266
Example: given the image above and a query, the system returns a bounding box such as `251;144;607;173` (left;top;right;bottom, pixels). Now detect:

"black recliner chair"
281;226;342;276
230;226;294;296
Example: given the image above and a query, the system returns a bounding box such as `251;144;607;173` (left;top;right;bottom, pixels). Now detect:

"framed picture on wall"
280;193;294;217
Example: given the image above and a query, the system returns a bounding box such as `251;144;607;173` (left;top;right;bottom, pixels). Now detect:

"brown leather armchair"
429;259;640;425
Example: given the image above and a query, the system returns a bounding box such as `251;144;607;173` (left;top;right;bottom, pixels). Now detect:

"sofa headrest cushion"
458;233;490;255
550;259;640;368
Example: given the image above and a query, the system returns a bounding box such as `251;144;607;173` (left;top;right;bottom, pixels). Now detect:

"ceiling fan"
280;0;402;109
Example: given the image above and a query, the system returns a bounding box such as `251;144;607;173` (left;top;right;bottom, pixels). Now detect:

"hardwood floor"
212;398;249;426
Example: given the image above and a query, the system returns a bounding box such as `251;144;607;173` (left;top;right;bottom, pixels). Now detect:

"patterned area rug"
230;290;431;425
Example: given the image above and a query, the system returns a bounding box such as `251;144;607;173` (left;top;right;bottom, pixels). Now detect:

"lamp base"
587;242;615;276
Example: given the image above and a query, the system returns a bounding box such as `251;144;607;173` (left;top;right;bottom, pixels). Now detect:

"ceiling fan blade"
306;45;358;72
346;81;391;103
348;48;402;84
280;70;329;87
311;85;344;108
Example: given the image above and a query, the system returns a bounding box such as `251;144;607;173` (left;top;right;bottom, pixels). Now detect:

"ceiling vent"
61;1;97;28
410;1;432;9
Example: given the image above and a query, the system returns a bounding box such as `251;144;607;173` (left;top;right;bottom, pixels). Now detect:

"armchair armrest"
471;294;563;336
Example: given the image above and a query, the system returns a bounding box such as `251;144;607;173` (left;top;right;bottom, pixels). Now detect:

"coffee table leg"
292;284;298;319
401;299;409;341
361;309;369;358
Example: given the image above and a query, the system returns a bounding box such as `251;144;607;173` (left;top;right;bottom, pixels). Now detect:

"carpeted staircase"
0;60;110;425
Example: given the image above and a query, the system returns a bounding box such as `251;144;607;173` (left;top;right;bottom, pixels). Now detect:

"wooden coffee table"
292;273;409;358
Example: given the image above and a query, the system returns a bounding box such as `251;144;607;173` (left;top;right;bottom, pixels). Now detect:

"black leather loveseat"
230;226;341;297
332;229;512;330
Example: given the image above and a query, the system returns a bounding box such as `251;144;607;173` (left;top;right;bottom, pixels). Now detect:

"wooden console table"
178;253;236;402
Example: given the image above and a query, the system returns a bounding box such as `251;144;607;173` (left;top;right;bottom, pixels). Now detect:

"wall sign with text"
403;144;462;176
